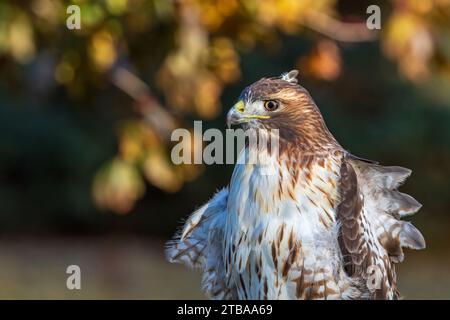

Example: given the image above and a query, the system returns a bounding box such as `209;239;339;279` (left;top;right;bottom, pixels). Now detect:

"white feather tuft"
280;70;299;83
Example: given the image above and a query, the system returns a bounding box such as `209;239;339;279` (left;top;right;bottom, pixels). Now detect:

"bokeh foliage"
0;0;449;236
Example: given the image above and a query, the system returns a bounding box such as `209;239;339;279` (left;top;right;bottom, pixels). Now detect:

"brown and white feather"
166;71;425;300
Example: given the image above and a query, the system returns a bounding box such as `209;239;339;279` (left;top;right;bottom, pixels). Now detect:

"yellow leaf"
92;158;145;214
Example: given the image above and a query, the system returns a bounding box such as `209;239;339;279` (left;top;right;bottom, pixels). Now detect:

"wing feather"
349;158;425;255
165;188;235;299
337;155;425;299
337;160;372;278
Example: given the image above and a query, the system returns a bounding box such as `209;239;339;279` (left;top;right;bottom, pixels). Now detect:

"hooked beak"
226;100;269;128
226;100;245;128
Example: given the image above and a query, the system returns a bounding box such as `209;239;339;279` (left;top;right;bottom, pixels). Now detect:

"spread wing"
337;155;425;299
165;188;235;299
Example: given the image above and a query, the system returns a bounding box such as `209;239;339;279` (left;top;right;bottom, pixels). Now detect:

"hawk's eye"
264;100;279;111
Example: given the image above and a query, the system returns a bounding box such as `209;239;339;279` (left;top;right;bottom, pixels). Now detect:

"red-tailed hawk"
166;70;425;299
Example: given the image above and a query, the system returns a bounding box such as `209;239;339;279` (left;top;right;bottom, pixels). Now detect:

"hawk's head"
227;70;339;152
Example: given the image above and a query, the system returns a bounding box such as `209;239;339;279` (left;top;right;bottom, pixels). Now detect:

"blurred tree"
0;0;449;215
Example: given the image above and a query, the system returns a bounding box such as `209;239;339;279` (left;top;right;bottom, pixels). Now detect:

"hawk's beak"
226;100;270;128
226;100;245;128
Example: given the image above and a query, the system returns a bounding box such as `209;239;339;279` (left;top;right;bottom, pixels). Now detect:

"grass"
0;236;447;299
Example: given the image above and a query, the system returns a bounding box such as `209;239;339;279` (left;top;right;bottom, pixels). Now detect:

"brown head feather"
239;76;341;155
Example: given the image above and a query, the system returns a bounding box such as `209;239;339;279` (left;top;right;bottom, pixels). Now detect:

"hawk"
166;70;425;299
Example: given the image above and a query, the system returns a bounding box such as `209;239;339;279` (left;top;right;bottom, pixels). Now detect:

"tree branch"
303;10;378;42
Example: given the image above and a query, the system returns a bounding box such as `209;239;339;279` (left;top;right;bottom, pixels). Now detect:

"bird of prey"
166;70;425;300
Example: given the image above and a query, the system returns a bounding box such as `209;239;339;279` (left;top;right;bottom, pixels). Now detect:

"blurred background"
0;0;449;299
